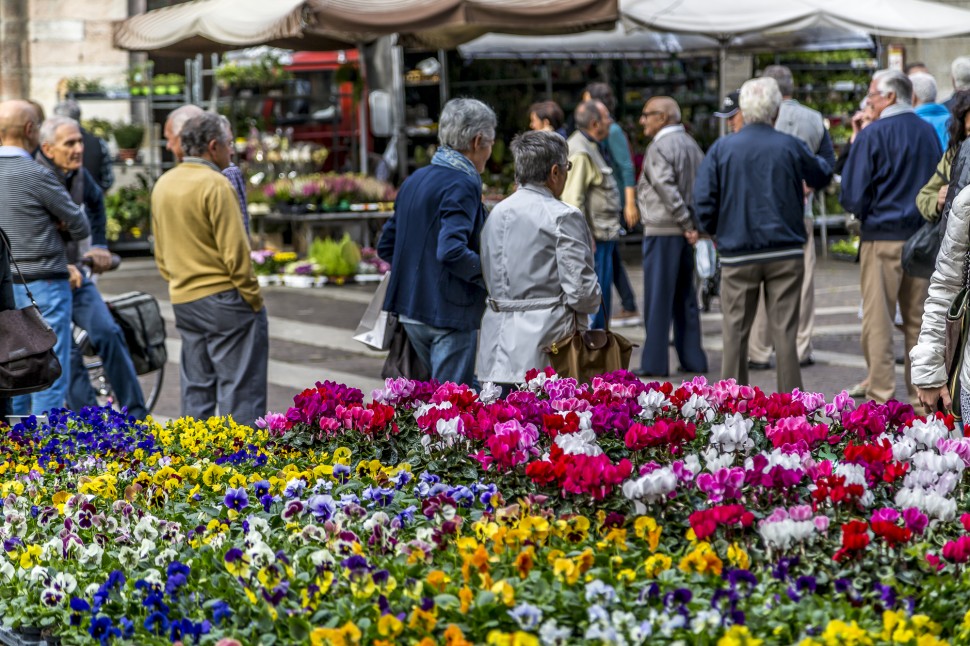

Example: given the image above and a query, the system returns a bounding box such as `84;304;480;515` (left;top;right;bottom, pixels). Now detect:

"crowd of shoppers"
9;55;970;422
0;97;262;426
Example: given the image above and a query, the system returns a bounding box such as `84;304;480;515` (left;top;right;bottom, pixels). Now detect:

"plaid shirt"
222;163;250;234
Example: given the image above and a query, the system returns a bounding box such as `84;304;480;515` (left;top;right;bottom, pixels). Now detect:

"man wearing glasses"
840;70;941;404
635;97;708;378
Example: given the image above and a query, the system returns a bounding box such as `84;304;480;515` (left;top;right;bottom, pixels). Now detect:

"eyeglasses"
866;91;885;100
641;110;665;118
559;161;573;172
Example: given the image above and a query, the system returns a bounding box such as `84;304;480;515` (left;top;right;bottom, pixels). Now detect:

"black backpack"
105;291;167;375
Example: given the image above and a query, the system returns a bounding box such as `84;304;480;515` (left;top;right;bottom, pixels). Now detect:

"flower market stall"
4;371;970;644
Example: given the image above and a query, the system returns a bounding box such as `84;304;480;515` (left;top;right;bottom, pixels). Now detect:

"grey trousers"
720;257;804;393
172;289;268;427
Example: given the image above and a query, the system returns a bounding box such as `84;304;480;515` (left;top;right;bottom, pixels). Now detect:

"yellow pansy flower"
718;625;763;646
634;516;662;552
644;553;673;578
377;613;403;638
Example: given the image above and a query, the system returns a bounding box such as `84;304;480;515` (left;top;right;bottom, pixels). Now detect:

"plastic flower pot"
282;274;315;288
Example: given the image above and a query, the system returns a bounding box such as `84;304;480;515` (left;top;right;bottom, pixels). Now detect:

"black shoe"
747;360;770;371
799;356;815;367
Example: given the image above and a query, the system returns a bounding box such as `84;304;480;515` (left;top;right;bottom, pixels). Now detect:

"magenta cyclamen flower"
696;467;745;503
870;507;901;524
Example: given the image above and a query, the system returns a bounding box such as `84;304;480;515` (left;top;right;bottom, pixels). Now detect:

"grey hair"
739;77;782;125
166;104;205;137
438;98;496;151
910;72;938;104
574;99;605;130
874;69;913;106
216;113;234;137
180;112;229;157
39;115;79;146
761;65;794;96
53;100;81;121
953;56;970;90
510;130;568;186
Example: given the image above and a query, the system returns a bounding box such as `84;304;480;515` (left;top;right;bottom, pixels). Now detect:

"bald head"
640;96;681;138
164;104;205;161
0;100;41;151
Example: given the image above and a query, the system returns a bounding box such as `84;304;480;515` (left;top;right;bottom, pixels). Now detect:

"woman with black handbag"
0;227;14;425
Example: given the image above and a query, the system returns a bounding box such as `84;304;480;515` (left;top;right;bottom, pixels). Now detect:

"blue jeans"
400;320;477;387
612;244;637;313
69;279;148;419
591;240;616;329
11;280;72;416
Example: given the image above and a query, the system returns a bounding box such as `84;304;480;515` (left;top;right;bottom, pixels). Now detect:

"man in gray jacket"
0;100;89;415
636;97;707;377
562;100;621;329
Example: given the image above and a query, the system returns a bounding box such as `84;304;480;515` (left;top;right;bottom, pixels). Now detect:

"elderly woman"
377;98;496;386
476;130;601;387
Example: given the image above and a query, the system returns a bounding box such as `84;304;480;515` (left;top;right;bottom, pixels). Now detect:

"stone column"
0;0;29;100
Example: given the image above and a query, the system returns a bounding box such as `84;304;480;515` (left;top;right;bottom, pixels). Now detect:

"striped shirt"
222;164;250;234
0;149;89;282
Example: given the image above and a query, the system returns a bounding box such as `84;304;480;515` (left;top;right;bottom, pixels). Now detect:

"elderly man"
944;56;970;112
165;105;249;233
378;98;495;386
694;78;832;392
747;65;837;372
151;112;267;426
52;100;114;192
911;72;951;150
562;99;621;329
477;130;601;388
36;116;148;419
0;100;89;415
840;70;941;404
636;96;707;378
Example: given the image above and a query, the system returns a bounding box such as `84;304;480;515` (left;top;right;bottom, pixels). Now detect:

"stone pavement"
97;242;916;421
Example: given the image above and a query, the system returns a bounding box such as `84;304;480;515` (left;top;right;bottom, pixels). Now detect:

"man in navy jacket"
694;77;832;392
377;98;496;386
840;69;941;404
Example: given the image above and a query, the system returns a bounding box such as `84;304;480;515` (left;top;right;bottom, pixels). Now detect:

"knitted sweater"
150;160;262;311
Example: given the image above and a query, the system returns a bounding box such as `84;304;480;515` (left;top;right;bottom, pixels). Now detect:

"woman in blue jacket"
377;98;497;386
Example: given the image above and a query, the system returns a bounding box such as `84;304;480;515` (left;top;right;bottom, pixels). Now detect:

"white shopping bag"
695;238;717;279
353;272;394;350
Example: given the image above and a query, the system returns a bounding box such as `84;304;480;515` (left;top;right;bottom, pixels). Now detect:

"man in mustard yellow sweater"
151;112;267;426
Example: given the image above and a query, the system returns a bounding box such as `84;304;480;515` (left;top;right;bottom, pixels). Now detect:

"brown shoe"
847;382;867;398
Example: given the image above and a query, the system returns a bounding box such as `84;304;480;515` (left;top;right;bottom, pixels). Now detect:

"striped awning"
113;0;358;54
114;0;617;54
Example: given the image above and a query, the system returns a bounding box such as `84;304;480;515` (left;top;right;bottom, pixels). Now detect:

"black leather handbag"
0;229;62;395
902;218;942;279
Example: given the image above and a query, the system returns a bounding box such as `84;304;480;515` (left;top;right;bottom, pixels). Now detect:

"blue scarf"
431;145;479;179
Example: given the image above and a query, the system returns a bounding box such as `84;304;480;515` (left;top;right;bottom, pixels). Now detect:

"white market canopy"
622;0;970;41
459;22;872;60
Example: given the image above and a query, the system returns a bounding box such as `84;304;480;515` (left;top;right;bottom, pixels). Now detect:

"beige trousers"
721;257;804;393
749;217;816;363
859;240;929;403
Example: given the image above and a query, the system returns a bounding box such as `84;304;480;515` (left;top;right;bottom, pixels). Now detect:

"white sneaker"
612;310;641;327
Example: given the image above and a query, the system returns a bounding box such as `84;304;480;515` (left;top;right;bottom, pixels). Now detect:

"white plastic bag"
695;238;717;280
353;273;393;350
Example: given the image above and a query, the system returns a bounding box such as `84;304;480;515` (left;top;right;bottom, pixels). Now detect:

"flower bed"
4;372;970;644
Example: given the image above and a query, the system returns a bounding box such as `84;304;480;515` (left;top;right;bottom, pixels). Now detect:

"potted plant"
104;173;151;242
113;123;145;161
310;234;360;285
281;259;319;288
